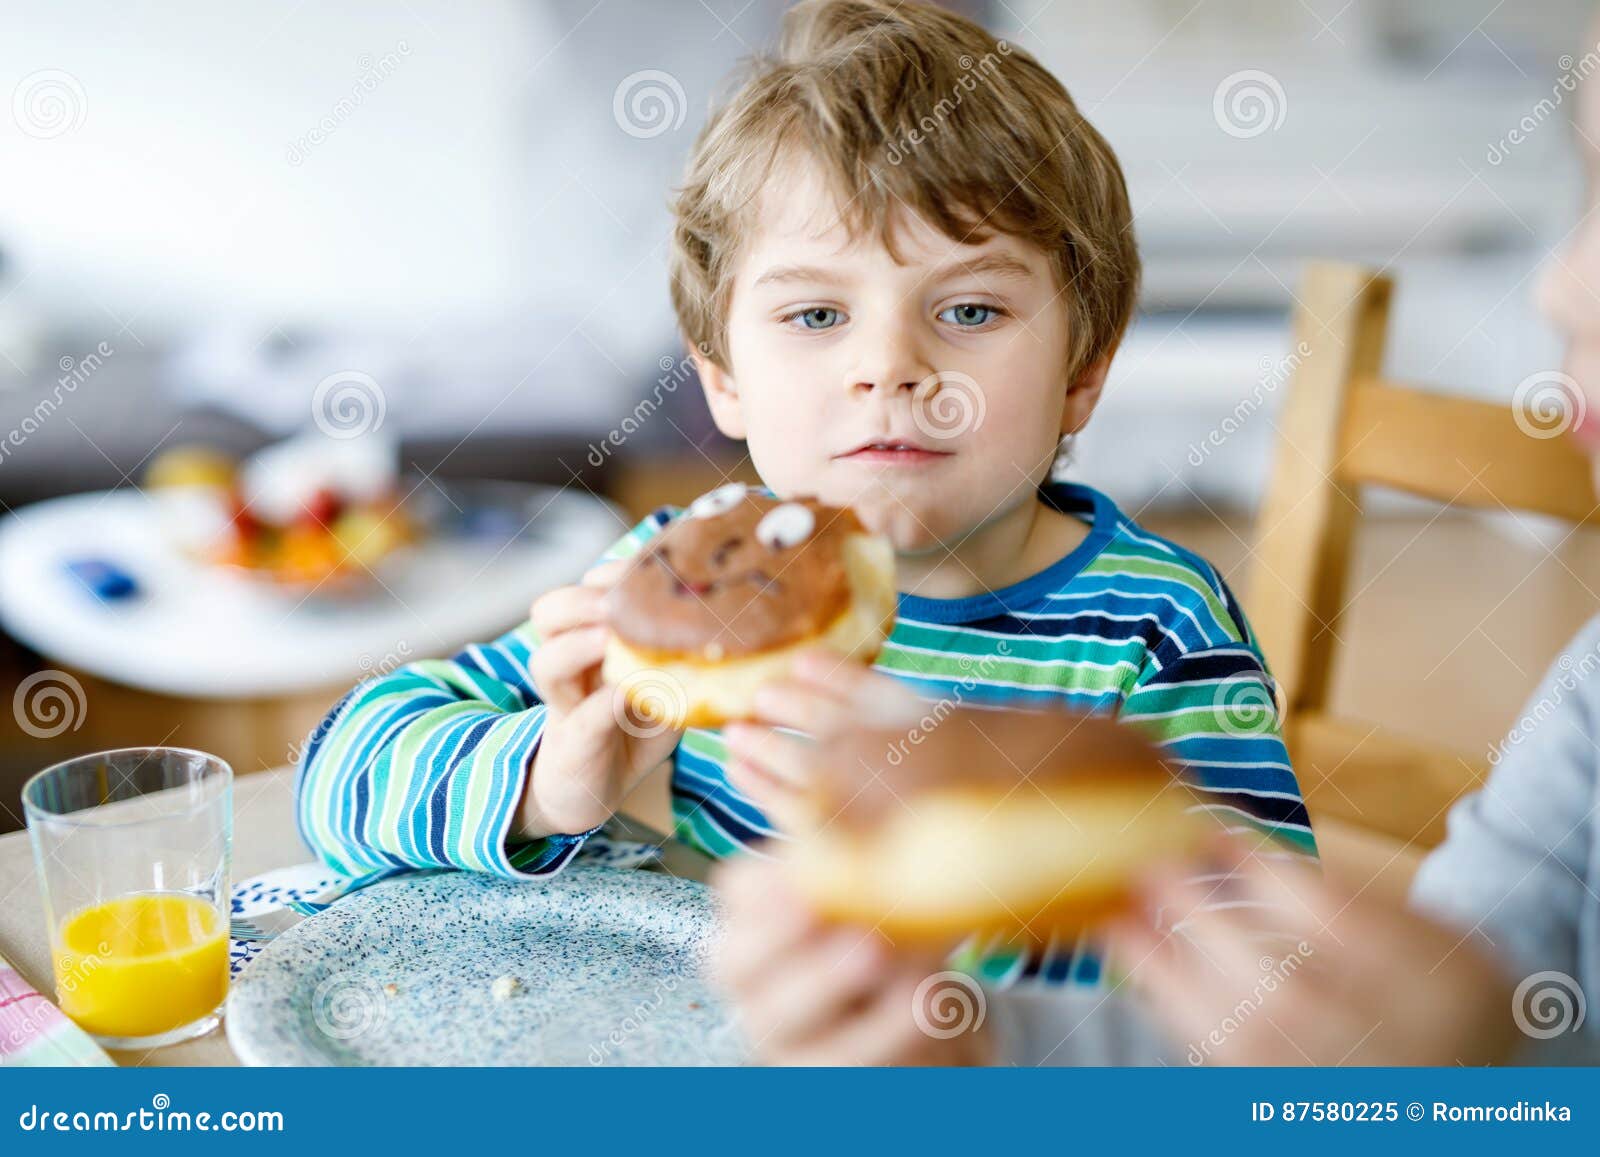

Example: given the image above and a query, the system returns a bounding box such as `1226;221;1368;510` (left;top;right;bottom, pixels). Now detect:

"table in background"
0;483;625;776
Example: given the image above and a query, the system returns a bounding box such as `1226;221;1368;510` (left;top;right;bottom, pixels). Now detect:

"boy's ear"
1061;352;1114;436
692;342;747;440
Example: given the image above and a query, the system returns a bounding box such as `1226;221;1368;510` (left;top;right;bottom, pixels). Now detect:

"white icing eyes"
686;486;815;550
687;483;748;519
755;503;815;550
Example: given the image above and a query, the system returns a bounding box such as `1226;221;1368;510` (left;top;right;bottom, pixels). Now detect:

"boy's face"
697;153;1107;554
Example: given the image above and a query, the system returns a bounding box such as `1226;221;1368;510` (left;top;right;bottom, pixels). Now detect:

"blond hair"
670;0;1140;379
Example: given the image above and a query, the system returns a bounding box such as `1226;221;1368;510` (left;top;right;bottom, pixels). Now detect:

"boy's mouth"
834;439;954;465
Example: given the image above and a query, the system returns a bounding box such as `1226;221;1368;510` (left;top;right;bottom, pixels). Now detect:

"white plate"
225;867;746;1066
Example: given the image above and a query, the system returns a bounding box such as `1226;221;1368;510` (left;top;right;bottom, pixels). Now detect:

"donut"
600;484;897;729
781;708;1204;944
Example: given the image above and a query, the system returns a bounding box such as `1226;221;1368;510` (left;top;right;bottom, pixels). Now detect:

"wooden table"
0;764;705;1067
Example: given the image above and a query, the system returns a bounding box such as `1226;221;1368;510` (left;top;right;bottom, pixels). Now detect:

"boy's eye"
788;307;842;330
939;303;999;327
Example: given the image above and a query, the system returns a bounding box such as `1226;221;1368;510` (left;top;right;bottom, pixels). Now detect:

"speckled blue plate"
225;866;747;1066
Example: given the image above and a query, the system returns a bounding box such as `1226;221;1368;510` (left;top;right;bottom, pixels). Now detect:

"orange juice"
53;892;228;1039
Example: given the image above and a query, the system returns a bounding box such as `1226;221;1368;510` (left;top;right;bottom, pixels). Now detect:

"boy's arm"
293;620;589;879
292;508;678;880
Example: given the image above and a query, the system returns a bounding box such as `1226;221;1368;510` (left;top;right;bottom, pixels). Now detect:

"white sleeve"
986;982;1181;1067
1408;616;1600;1030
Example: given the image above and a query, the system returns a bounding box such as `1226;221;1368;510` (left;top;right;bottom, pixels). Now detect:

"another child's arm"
1106;618;1600;1067
1406;617;1600;1062
1103;837;1521;1066
716;656;1184;1065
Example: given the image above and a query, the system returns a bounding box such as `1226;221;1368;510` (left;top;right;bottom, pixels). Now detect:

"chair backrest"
1246;261;1598;851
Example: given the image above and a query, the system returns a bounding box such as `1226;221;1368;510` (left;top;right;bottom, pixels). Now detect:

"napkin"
0;948;113;1067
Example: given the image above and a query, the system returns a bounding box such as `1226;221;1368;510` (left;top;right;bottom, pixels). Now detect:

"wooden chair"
1247;261;1600;896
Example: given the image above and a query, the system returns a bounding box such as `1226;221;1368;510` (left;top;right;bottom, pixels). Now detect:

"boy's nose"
846;319;936;396
850;375;922;394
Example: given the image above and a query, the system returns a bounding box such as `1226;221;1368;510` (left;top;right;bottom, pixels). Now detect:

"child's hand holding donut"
1103;836;1521;1066
516;560;685;838
712;852;995;1066
745;701;1202;944
721;648;924;828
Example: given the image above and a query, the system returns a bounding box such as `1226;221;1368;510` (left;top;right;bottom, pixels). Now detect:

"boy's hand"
519;559;683;838
721;648;924;829
712;854;994;1066
1103;836;1522;1066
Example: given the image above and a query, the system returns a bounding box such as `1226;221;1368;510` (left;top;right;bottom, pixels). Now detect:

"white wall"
2;1;540;327
1004;0;1591;507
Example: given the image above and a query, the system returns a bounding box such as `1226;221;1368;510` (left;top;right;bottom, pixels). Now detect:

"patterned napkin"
0;949;113;1067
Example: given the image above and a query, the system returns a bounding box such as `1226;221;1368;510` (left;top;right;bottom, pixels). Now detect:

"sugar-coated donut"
782;709;1204;944
601;485;896;730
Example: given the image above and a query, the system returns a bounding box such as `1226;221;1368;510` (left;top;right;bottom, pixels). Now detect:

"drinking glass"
22;747;233;1049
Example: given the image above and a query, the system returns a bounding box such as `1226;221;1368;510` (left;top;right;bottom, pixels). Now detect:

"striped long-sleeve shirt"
294;481;1317;987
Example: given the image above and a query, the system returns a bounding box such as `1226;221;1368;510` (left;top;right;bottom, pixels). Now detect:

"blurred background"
3;0;1598;834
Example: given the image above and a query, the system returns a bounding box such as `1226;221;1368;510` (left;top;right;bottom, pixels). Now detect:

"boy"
295;0;1315;1062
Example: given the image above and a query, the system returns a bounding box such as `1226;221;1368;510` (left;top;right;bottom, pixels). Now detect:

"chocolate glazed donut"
610;492;861;659
600;485;897;729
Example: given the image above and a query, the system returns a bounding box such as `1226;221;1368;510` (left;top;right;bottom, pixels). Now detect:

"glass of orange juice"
22;747;232;1050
